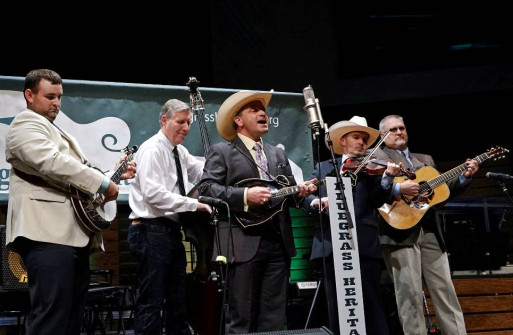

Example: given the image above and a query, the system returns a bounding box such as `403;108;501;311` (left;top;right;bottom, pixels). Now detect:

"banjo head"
97;199;117;222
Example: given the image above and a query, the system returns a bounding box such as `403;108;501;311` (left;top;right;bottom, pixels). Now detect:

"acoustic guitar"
378;146;508;230
234;176;324;229
70;145;138;232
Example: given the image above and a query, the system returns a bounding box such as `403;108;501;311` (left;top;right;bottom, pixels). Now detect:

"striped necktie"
254;142;271;180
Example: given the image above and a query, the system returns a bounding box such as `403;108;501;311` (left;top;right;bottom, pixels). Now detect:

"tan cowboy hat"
216;90;273;140
325;115;379;155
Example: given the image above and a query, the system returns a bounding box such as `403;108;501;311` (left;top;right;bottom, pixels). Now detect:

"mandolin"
233;176;324;229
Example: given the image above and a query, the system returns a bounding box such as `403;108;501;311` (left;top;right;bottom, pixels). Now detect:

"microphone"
198;196;226;207
303;85;324;133
486;172;513;181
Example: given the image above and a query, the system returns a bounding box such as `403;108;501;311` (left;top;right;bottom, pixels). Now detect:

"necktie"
254;143;271;180
173;146;186;196
401;151;413;167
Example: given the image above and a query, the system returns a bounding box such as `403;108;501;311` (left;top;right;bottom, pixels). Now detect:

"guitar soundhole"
416;181;433;205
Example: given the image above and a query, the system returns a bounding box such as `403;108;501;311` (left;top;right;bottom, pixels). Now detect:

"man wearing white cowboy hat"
198;89;318;333
303;115;402;334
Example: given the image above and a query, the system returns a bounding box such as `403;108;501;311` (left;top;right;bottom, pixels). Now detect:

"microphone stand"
305;124;329;329
311;123;322;167
496;180;513;205
212;202;230;335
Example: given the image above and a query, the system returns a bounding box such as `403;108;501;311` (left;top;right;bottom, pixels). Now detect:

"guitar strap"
13;168;83;200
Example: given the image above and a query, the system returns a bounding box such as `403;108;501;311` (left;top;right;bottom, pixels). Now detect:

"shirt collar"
157;129;179;151
395;148;410;156
237;133;263;151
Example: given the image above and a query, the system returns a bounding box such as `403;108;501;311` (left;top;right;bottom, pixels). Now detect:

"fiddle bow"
343;131;416;185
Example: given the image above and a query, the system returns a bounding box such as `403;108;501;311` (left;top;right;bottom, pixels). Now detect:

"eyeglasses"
388;126;406;133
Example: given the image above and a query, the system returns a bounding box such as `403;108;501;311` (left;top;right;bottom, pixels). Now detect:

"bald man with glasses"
373;114;479;335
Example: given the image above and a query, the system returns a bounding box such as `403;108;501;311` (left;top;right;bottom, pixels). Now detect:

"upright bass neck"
183;77;222;335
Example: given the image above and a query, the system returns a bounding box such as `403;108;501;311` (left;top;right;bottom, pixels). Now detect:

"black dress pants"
17;237;90;335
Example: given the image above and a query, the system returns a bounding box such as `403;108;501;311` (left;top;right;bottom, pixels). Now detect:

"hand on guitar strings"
399;180;420;197
118;159;137;180
101;158;138;205
462;158;479;179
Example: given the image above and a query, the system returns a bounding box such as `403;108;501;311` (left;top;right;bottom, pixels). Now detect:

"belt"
132;217;179;226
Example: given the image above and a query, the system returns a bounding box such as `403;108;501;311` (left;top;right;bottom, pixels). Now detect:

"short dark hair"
24;69;62;94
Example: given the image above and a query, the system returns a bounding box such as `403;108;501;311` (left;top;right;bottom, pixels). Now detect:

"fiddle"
343;157;417;180
340;130;417;186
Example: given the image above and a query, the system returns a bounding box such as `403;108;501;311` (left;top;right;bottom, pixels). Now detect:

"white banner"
0;76;311;202
327;176;366;335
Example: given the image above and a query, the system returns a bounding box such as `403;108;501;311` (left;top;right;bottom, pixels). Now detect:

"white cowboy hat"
325;116;379;155
216;90;273;140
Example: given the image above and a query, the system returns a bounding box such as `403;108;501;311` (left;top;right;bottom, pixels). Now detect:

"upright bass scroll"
187;77;211;157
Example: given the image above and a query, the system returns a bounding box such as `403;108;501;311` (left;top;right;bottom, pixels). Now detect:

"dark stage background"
1;3;513;331
2;1;512;163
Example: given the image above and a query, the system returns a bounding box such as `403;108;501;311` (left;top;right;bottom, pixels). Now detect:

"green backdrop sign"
0;76;314;202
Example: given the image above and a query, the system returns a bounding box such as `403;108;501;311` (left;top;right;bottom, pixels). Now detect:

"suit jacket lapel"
232;137;261;177
382;147;402;166
409;153;427;171
384;147;412;170
51;122;87;163
264;143;276;177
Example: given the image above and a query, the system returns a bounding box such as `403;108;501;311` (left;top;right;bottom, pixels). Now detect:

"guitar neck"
110;154;132;184
426;152;490;189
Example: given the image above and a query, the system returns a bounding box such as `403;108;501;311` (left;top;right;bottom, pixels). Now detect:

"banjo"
70;145;138;232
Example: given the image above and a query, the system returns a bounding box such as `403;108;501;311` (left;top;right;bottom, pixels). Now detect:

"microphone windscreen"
303;86;315;103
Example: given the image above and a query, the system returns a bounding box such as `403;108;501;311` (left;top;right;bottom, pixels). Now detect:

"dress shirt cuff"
97;176;111;193
243;188;249;212
391;182;401;197
459;174;472;185
310;198;320;209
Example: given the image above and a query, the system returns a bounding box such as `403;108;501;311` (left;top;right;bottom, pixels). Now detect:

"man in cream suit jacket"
4;69;136;335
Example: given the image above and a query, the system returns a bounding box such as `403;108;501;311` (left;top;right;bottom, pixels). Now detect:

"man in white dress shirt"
127;98;211;334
